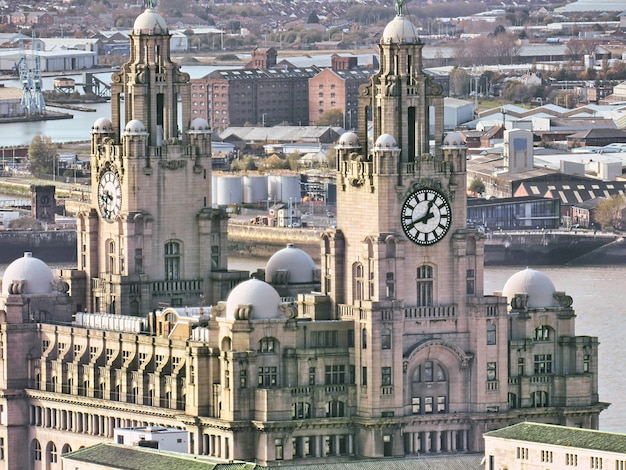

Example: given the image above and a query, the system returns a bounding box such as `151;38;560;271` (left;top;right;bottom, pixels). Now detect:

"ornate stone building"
68;7;245;315
0;3;607;470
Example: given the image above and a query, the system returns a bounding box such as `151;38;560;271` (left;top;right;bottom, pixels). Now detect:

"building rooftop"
62;444;484;470
485;422;626;454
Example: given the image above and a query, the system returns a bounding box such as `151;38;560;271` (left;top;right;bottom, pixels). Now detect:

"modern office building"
0;2;606;469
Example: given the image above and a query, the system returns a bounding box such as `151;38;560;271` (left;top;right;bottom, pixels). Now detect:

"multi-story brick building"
308;55;372;128
191;49;317;132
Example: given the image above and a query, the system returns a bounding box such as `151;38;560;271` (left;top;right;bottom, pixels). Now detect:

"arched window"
533;325;551;341
258;337;277;353
532;390;549;407
48;442;58;463
326;400;345;417
32;439;41;462
353;263;364;301
411;360;448;415
164;240;181;280
381;328;391;349
292;402;311;419
107;239;115;274
385;238;396;258
416;265;433;307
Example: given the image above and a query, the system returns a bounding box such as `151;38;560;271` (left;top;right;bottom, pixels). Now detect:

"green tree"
315;109;344;127
594;195;626;231
230;156;257;172
469;177;485;195
28;135;57;177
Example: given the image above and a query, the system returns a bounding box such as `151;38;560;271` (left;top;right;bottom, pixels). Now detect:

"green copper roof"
484;422;626;453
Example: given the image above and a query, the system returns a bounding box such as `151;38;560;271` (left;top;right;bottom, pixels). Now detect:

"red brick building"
308;54;372;128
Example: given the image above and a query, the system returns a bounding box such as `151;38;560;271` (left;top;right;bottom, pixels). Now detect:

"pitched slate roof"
62;443;263;470
63;444;483;470
514;180;626;205
484;422;626;454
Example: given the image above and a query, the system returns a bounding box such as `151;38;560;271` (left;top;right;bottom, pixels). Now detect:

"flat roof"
485;422;626;454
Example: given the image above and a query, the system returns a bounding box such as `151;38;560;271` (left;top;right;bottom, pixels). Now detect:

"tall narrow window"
353;263;364;301
386;272;395;298
165;241;181;280
487;323;496;345
381;328;391;349
416;265;433;307
466;269;475;295
107;240;115;274
381;367;392;386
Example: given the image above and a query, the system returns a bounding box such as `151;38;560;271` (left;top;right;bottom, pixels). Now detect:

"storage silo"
216;175;243;206
278;174;302;203
243;174;268;204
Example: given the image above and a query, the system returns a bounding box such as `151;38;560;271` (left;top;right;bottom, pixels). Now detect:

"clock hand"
413;200;435;225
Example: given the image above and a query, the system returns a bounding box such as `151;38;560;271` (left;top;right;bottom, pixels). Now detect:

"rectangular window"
258;366;278;388
275;438;284;460
424;396;433;413
590;456;602;469
565;453;578;465
325;365;345;384
487;362;497;381
412;397;420;414
362;366;367;386
312;330;338;348
534;354;552;374
347;329;354;347
308;367;316;386
541;450;553;462
466;269;475;295
381;367;392;386
437;396;446;413
517;357;524;376
516;447;528;460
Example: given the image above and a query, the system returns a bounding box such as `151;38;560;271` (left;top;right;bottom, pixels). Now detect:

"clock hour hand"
413;200;435;225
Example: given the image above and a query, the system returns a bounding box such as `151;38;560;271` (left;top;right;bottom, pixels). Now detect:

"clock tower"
321;2;505;454
74;6;242;315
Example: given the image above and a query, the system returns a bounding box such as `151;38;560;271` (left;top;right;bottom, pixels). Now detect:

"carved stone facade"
0;5;607;470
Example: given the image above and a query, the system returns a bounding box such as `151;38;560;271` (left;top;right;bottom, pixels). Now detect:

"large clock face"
97;170;122;222
401;188;451;245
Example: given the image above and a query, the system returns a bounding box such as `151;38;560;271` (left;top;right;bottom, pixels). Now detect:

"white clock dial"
97;170;122;222
401;188;451;246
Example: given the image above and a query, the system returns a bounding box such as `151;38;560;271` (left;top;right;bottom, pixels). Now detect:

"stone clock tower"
73;7;243;315
320;3;509;454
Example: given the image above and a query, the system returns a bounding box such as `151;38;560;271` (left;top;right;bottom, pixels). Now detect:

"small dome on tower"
382;16;420;44
2;252;54;295
91;117;114;134
443;132;465;147
124;119;147;135
374;133;398;149
133;8;168;35
337;132;359;148
266;244;316;284
502;268;558;309
225;279;281;320
188;118;211;133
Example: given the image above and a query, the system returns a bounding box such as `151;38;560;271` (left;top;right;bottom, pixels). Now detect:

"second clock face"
97;170;122;222
401;188;451;245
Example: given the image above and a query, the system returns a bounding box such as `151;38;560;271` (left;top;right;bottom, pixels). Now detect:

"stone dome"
124;119;147;134
443;132;465;146
91;117;114;134
226;279;281;320
502;268;558;309
188;118;211;133
337;132;359;148
382;16;420;44
374;133;398;149
2;252;54;295
266;244;316;284
133;8;168;35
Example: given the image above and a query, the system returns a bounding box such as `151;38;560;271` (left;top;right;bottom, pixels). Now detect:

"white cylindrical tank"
243;175;268;204
216;175;243;205
279;174;301;203
267;174;301;203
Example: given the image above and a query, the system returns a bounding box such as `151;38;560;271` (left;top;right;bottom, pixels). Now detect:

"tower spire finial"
145;0;157;10
395;0;406;16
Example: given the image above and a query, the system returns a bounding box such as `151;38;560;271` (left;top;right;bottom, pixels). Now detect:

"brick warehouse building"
191;51;371;133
